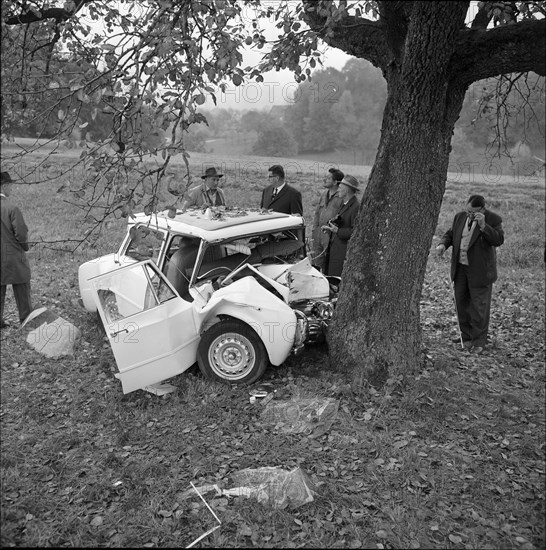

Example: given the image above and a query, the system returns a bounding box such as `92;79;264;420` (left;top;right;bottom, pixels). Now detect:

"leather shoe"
452;337;471;349
471;345;485;354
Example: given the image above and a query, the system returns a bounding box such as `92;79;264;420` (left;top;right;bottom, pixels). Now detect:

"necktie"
467;218;473;230
207;190;218;205
272;189;277;199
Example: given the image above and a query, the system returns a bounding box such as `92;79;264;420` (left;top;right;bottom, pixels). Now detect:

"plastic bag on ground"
229;466;315;509
260;397;339;437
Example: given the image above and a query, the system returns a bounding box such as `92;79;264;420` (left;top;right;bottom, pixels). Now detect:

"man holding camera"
321;174;361;277
312;168;344;271
436;194;504;353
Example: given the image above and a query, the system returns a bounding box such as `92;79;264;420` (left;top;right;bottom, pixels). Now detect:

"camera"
328;214;342;227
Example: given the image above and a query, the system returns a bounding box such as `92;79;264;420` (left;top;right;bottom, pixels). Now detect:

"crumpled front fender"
195;277;297;366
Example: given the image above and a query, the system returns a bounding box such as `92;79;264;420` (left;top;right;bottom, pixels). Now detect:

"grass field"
1;144;545;548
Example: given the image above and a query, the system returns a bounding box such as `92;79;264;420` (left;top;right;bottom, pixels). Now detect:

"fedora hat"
0;171;13;184
201;167;223;179
340;174;361;191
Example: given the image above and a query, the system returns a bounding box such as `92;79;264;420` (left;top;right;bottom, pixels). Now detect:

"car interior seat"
164;239;199;301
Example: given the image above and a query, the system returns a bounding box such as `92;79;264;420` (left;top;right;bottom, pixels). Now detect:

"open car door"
90;261;200;393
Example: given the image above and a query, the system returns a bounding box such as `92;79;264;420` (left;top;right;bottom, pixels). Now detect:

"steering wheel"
197;266;233;280
196;266;235;291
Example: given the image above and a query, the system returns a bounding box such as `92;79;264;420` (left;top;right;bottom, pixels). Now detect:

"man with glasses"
436;194;504;353
260;165;303;215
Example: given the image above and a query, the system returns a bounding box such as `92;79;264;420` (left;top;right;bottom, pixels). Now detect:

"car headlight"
314;301;334;320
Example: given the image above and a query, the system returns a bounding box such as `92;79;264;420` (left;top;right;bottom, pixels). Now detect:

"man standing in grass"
436;194;504;353
261;165;303;215
312;167;344;271
321;174;361;277
182;166;226;210
1;171;32;328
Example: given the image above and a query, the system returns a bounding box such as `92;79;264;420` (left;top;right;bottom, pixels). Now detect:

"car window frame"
118;224;169;267
187;226;306;288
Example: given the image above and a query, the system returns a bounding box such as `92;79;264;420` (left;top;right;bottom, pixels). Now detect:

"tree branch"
453;18;546;84
302;1;390;69
377;0;411;60
5;0;95;25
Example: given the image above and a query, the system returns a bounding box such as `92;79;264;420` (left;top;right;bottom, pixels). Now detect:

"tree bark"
328;2;469;384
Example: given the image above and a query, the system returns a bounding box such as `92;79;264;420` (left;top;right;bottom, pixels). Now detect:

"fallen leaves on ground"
0;252;544;549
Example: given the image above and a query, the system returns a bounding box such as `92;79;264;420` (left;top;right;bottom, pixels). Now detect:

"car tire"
197;319;268;385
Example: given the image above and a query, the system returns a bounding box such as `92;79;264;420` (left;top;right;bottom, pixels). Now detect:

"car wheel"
197;320;268;384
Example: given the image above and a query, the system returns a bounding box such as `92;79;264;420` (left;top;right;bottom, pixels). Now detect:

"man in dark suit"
1;171;33;328
436;194;504;353
321;174;361;277
260;165;303;215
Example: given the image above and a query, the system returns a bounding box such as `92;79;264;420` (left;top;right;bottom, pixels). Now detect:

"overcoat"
1;195;31;285
260;184;303;215
439;209;504;287
185;184;226;208
311;189;343;268
326;195;360;277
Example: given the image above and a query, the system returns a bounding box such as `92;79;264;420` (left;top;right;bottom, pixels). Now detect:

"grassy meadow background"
1;140;544;548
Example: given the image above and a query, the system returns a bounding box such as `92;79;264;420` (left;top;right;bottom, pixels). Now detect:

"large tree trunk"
328;3;468;385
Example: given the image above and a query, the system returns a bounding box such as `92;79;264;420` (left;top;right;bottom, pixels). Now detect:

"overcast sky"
212;45;354;111
209;0;355;111
211;0;484;112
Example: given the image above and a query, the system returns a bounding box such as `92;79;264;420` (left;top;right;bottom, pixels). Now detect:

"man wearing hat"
182;167;226;210
260;165;303;215
321;174;361;277
1;171;33;328
312;167;344;271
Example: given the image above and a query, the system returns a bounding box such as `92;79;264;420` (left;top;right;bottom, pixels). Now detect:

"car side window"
253;231;306;263
96;263;176;325
126;226;164;262
145;264;177;304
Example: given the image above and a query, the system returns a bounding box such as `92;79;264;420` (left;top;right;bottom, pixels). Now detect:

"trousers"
453;264;492;346
1;283;33;324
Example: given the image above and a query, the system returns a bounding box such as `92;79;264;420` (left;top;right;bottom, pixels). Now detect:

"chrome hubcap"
209;332;255;380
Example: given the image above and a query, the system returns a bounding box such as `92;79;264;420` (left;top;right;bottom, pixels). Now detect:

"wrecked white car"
78;207;339;393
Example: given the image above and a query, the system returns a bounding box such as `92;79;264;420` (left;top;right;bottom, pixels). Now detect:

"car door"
90;260;200;393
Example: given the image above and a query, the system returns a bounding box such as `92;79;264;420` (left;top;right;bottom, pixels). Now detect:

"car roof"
129;207;305;241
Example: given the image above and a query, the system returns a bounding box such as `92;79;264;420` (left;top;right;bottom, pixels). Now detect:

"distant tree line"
9;52;543;167
199;59;544;166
